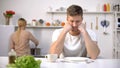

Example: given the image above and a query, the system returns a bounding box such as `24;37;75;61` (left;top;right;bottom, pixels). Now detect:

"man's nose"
72;22;77;27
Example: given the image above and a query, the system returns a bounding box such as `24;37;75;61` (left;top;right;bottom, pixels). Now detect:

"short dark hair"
67;5;83;17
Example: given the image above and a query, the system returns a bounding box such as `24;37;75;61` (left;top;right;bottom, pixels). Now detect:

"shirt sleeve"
28;32;39;45
52;29;61;42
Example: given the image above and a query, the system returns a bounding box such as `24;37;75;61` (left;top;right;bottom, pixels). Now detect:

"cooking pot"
30;47;41;56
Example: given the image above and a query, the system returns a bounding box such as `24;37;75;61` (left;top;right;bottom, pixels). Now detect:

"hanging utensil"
91;22;93;29
101;20;110;34
95;17;98;30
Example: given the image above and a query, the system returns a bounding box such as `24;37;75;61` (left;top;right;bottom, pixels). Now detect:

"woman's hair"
67;5;83;17
18;18;27;27
16;18;27;44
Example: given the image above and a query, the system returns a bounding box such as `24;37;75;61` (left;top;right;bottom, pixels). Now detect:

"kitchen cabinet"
113;12;120;59
0;25;15;56
47;11;115;59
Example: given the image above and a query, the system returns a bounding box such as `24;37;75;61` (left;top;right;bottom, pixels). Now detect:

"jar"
8;49;16;64
32;19;37;26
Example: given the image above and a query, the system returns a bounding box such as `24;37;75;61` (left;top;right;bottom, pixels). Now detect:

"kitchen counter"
0;57;120;68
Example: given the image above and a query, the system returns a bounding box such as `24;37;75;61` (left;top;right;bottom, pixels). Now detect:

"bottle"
8;49;16;64
103;4;107;12
107;3;110;12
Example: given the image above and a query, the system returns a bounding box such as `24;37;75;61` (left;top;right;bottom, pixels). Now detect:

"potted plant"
3;10;15;25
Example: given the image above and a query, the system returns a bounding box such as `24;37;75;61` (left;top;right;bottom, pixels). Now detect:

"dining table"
0;56;120;68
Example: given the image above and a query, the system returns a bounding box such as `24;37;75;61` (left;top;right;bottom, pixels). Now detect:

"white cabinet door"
0;25;15;56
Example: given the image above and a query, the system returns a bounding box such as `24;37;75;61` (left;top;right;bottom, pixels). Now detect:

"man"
49;5;100;59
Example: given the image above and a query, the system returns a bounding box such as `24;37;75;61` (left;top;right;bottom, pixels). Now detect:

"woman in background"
10;18;39;57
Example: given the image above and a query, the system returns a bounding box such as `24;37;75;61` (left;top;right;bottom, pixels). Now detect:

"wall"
0;0;119;25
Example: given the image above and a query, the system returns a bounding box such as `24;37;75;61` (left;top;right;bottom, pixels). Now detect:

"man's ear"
66;16;68;21
82;20;85;24
82;16;83;20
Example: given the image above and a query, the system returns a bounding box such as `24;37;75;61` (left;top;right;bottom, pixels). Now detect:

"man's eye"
76;20;80;23
71;21;74;23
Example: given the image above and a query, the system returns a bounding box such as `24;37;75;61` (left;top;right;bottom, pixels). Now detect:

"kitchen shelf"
47;11;66;14
117;27;120;30
114;30;120;32
47;11;114;14
15;26;62;29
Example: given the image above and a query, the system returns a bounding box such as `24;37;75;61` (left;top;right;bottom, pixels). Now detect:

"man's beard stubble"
69;27;80;36
72;27;79;32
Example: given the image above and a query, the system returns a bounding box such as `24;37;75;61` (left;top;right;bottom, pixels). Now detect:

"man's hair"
67;5;83;17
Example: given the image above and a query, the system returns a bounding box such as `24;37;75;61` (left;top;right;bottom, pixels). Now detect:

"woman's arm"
9;35;15;50
29;32;39;46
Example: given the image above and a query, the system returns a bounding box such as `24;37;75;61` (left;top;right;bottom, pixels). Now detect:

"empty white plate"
64;57;89;62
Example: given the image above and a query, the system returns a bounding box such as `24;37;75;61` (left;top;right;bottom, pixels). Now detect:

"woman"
10;18;39;57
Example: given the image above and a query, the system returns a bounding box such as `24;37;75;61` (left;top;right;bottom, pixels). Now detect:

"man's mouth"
72;27;79;32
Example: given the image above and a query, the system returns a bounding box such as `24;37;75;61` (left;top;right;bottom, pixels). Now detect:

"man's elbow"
91;49;100;59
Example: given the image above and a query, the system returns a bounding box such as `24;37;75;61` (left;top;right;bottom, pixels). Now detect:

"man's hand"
78;21;86;34
63;21;72;33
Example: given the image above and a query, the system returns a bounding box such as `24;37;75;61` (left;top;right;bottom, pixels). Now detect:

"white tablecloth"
0;57;120;68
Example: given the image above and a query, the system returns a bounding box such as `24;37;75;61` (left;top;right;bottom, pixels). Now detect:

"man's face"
67;15;83;32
